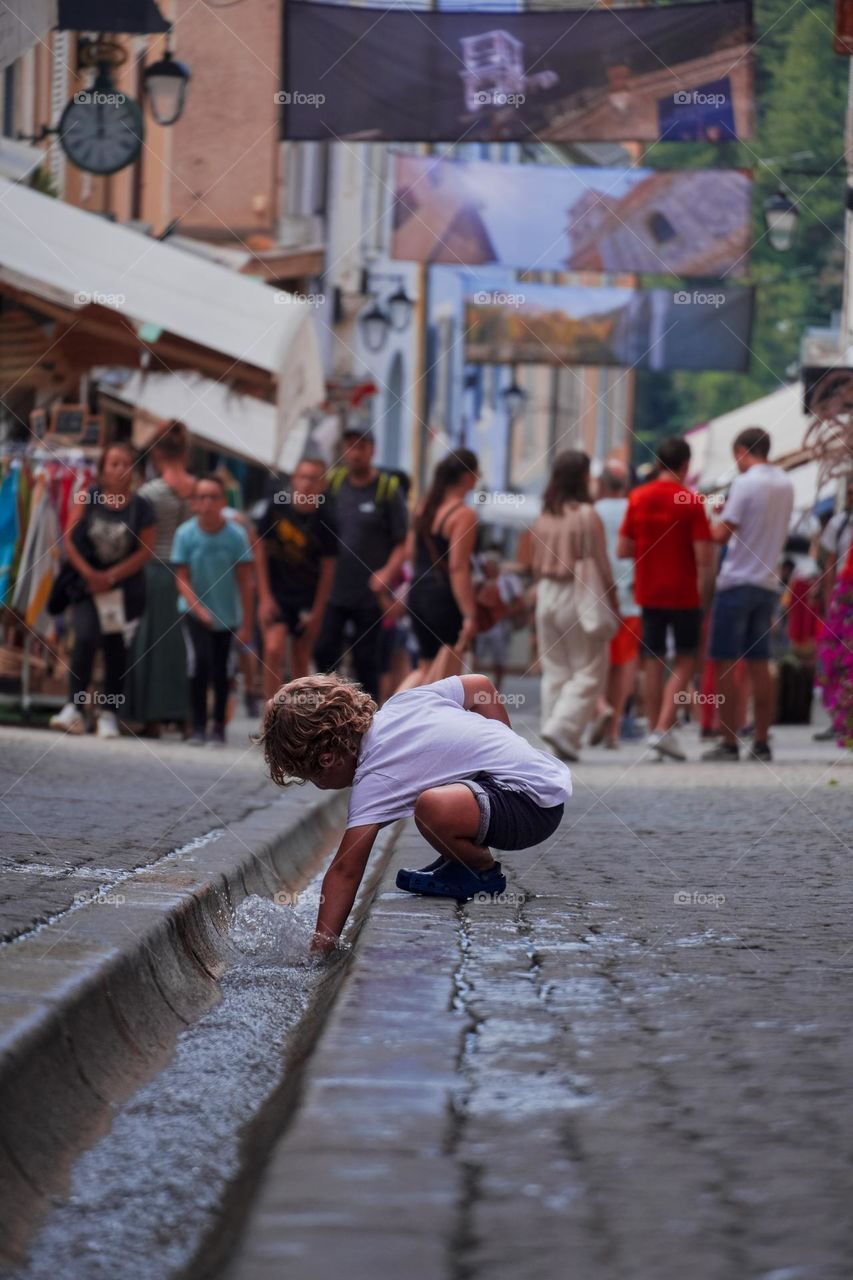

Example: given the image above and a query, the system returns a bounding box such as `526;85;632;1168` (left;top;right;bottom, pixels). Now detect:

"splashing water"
13;886;340;1280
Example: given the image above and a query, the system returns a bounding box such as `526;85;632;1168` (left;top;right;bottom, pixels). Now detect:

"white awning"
696;382;808;491
109;370;310;472
0;176;325;448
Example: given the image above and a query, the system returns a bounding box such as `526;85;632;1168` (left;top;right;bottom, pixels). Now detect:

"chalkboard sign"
81;415;105;447
49;404;87;441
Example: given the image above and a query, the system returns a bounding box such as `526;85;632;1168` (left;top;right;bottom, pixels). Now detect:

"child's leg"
413;785;495;872
210;630;233;727
183;615;210;733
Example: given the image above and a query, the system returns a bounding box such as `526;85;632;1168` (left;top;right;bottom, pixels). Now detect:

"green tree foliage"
633;2;848;457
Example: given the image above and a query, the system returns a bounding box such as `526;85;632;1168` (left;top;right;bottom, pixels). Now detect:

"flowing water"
13;885;345;1280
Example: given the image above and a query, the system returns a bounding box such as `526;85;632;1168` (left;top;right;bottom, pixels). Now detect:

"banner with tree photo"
464;283;755;373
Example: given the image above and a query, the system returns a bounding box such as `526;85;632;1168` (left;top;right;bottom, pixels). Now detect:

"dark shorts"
269;592;315;635
641;607;703;658
460;772;564;851
709;585;776;661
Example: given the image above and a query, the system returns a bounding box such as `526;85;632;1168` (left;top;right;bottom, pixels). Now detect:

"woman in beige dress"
530;451;618;763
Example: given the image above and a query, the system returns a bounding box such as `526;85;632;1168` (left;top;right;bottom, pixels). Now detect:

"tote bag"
574;506;619;640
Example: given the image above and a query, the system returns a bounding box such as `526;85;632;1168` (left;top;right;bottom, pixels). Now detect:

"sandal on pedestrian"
402;860;506;902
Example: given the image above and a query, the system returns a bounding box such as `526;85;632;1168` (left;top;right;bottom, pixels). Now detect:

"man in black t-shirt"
314;429;409;702
255;457;337;698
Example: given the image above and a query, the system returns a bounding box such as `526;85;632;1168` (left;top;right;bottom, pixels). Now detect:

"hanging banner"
282;0;754;143
464;283;754;373
392;154;752;278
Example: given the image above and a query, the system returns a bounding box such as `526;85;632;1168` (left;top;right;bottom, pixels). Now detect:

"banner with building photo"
392;154;752;278
282;0;754;143
464;283;755;373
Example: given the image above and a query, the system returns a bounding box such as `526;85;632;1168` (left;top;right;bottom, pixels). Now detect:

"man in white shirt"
703;427;794;763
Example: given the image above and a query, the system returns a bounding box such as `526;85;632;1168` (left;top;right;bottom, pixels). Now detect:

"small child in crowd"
258;672;571;953
172;474;253;746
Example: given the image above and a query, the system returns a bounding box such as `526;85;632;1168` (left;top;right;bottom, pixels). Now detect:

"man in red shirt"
618;436;714;760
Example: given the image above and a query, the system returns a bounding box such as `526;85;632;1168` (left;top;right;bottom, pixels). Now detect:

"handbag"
47;561;89;616
574;506;620;640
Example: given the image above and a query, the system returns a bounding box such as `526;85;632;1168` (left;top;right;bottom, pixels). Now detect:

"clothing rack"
0;442;97;719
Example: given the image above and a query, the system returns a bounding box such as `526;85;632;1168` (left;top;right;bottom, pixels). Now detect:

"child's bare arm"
311;823;382;954
459;674;511;728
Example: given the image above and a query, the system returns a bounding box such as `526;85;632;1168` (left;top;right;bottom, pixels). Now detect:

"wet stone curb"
0;786;347;1268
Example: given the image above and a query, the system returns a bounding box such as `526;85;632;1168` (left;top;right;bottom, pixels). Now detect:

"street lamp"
357;270;415;351
143;49;192;126
764;189;800;252
501;375;526;418
387;284;415;332
359;300;391;353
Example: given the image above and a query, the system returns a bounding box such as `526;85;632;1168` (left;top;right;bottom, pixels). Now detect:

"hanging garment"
0;467;21;604
11;478;62;635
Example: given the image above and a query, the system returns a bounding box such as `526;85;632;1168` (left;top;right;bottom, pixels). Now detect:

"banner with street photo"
282;0;754;143
391;154;752;278
464;283;755;373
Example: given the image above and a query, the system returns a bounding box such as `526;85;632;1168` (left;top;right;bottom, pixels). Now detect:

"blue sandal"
396;856;445;893
402;860;506;903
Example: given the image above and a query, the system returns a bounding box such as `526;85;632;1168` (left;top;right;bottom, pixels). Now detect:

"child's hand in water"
309;929;337;957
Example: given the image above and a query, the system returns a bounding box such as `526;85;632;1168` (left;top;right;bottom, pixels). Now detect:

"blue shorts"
709;585;777;661
460;772;564;851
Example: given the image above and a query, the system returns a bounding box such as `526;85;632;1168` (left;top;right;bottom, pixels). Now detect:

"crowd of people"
44;416;852;758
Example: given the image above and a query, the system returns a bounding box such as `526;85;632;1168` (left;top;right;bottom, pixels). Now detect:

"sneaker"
813;726;836;742
647;727;686;761
541;732;580;763
187;731;206;747
402;859;506;903
208;725;226;748
396;856;446;893
96;710;120;740
747;740;772;762
701;740;740;762
588;707;614;747
49;702;85;735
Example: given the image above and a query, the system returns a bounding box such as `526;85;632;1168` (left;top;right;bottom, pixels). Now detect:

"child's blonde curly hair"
258;674;377;786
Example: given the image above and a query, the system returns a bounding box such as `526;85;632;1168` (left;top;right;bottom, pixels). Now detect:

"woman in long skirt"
126;421;196;735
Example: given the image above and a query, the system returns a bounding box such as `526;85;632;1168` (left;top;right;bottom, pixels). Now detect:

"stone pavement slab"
0;712;276;942
224;722;853;1280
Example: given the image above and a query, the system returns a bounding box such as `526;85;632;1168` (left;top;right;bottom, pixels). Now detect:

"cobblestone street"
2;699;853;1279
0;713;272;942
229;712;853;1280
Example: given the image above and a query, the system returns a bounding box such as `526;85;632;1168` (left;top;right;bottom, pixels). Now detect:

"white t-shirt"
716;464;794;592
594;496;638;616
346;676;572;829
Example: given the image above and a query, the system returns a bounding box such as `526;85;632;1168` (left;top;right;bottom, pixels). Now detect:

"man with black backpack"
314;428;409;701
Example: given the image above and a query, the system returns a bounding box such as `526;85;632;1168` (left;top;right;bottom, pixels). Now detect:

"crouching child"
258;673;571;954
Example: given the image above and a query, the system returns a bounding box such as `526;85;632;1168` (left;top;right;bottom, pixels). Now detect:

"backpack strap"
328;466;347;496
376;470;400;505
